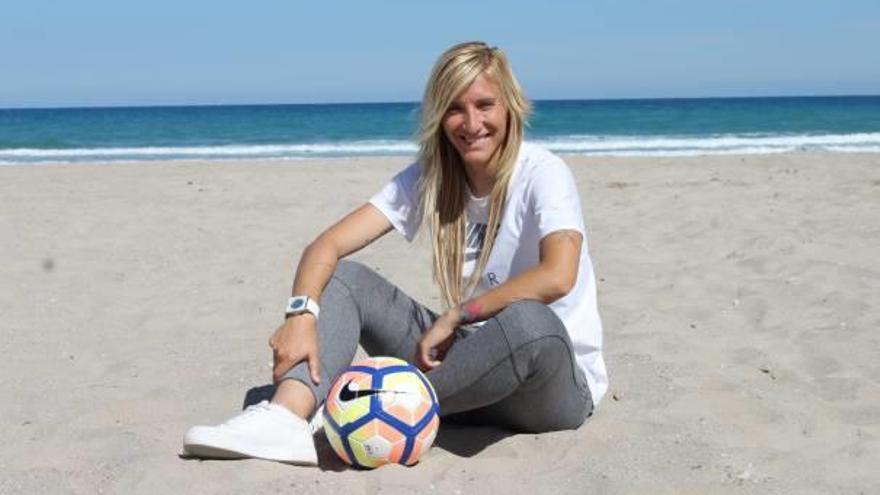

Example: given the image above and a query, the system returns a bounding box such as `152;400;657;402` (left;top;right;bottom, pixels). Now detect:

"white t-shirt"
369;143;608;405
462;188;490;285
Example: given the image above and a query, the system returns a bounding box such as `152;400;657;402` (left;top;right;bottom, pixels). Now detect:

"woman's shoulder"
517;142;571;179
391;161;423;185
515;143;582;211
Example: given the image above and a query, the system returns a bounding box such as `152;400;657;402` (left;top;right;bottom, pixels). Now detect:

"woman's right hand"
268;314;321;385
267;203;391;386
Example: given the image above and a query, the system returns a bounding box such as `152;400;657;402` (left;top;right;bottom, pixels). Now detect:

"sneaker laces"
222;400;274;427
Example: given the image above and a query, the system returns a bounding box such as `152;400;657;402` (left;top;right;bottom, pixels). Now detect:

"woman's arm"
417;228;583;369
457;229;582;321
290;204;393;303
270;203;392;384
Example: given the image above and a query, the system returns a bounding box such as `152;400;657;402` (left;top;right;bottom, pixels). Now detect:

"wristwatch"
285;296;320;320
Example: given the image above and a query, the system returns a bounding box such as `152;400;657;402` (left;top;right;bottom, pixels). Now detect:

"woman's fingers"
417;330;446;370
272;354;285;384
435;334;455;361
271;347;320;384
268;316;320;384
418;345;440;371
307;348;321;385
272;349;295;384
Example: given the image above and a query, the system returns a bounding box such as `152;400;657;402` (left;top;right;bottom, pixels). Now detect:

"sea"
1;96;879;164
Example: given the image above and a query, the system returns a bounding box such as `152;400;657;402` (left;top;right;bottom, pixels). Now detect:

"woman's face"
442;73;508;170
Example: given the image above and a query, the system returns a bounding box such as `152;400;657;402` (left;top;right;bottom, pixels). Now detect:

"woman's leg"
182;260;436;463
276;260;438;416
429;300;593;432
184;262;589;462
279;261;592;432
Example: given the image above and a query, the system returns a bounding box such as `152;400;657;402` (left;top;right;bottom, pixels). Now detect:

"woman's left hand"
417;311;459;371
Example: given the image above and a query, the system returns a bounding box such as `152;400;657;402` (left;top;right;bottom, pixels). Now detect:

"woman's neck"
463;161;496;198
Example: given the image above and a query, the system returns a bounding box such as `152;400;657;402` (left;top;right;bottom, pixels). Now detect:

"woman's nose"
463;107;482;133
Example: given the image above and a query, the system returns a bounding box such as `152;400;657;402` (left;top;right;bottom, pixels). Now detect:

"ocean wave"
0;141;418;159
2;133;879;164
532;132;880;155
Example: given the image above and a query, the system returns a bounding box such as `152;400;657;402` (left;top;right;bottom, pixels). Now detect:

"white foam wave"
0;140;418;159
1;133;879;163
823;145;880;154
532;132;880;155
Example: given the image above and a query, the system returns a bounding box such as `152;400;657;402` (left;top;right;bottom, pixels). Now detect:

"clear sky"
2;0;878;108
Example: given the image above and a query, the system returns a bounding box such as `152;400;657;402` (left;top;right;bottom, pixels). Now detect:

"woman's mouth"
460;134;491;147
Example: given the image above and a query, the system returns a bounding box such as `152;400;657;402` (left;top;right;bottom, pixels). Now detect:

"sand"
1;152;878;494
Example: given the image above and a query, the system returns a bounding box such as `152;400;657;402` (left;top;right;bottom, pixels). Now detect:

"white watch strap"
285;296;320;319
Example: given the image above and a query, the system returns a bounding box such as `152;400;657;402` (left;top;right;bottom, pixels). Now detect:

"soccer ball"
323;356;440;468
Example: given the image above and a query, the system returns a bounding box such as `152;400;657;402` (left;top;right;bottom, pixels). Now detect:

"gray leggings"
283;260;593;433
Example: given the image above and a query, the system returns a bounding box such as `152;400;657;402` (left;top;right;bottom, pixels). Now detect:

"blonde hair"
416;41;531;309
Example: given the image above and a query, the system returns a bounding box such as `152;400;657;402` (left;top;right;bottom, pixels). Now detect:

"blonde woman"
183;41;607;465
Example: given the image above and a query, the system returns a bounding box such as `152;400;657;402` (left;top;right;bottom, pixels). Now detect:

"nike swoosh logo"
338;380;385;402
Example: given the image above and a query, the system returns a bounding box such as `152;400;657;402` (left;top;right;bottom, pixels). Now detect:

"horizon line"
2;93;879;111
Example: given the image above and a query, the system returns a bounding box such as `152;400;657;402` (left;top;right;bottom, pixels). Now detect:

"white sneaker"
182;400;318;465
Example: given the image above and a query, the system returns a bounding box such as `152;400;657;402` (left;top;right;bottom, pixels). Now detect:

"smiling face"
441;73;509;171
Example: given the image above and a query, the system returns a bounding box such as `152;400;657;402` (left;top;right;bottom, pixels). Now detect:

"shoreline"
1;149;880;169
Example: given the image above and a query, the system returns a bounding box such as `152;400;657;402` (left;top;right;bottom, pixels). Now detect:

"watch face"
290;298;305;310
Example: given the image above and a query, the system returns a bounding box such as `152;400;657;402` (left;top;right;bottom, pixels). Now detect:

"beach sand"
1;152;878;494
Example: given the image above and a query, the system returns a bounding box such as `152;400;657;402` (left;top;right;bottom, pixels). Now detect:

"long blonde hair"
417;41;531;309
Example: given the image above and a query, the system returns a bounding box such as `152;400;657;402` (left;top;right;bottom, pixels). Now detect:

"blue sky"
1;0;878;108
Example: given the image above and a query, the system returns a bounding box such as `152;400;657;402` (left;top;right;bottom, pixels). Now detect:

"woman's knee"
319;260;369;309
491;300;567;343
331;259;370;285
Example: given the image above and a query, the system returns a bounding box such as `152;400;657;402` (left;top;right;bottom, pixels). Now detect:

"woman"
183;41;607;465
